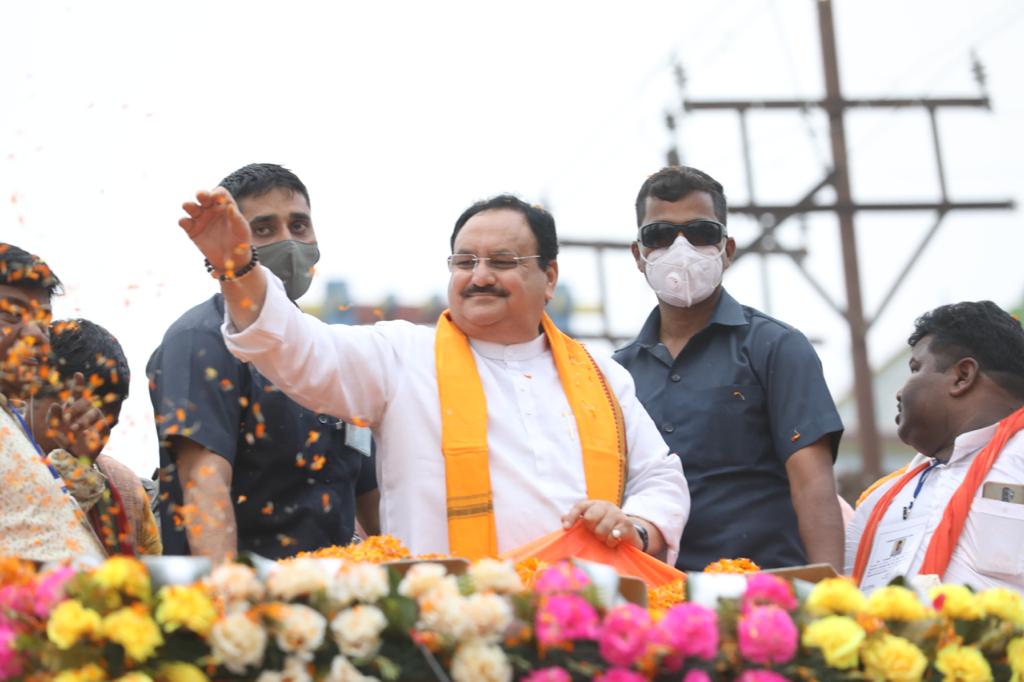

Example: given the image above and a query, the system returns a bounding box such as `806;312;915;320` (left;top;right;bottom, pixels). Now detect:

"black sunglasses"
638;219;725;249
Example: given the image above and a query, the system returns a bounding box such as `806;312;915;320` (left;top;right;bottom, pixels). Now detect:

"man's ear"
723;237;737;269
543;260;559;302
631;241;645;274
949;357;980;397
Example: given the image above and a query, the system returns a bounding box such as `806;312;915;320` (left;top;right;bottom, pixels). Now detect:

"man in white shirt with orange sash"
176;191;688;561
847;301;1024;591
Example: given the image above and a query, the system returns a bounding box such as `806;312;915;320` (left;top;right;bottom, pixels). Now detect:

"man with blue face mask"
147;163;379;563
614;166;845;572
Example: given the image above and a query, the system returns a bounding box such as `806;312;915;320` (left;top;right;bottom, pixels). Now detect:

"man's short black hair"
219;163;311;208
50;318;131;419
635;166;728;227
450;194;559;269
0;243;62;296
908;301;1024;400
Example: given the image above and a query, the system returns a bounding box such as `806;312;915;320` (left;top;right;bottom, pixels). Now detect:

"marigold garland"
294;534;411;562
648;578;687;616
704;557;761;574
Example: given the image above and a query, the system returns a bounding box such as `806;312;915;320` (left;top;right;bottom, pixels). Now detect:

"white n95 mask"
640;235;724;308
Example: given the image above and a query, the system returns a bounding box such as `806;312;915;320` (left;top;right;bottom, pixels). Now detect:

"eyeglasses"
638;219;725;249
447;254;542;272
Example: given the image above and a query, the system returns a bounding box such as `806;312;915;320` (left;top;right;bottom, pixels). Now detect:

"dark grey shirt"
147;294;376;559
613;289;843;570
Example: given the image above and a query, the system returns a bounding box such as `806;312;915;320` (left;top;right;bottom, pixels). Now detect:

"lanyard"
8;404;71;495
901;459;942;520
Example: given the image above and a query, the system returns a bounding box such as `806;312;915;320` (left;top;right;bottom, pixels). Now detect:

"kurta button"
317;415;329;424
662;423;674;433
670;374;681;382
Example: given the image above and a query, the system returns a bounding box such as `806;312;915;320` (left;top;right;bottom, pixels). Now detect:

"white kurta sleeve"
221;269;407;428
593;354;689;558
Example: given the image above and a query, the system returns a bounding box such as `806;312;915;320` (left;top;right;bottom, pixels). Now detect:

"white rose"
462;593;512;642
450;640;512;682
417;581;472;641
468;559;523;594
330;605;388;659
255;656;313;682
206;563;265;607
210;612;268;674
267;559;328;600
397;563;447;599
325;655;381;682
330;563;389;606
274;604;327;660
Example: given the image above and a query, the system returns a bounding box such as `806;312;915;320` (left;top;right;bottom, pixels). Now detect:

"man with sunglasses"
614;166;845;571
174;190;687;562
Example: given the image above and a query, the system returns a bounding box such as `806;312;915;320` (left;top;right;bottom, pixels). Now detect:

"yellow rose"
93;556;151;602
806;577;867;616
978;588;1024;625
47;599;103;649
155;585;217;637
865;585;929;621
102;605;164;662
156;662;210;682
931;585;984;621
801;615;866;670
53;663;108;682
1007;637;1024;682
862;634;928;682
935;644;993;682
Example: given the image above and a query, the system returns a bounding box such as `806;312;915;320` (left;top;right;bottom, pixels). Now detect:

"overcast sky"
3;0;1022;475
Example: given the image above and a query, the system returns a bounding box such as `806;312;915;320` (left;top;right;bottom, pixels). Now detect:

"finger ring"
611;528;622;540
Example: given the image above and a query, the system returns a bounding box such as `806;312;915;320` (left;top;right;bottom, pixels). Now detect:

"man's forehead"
237;187;311;220
454;209;534;248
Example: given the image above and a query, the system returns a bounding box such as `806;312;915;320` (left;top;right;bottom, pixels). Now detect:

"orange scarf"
853;406;1024;585
434;310;627;560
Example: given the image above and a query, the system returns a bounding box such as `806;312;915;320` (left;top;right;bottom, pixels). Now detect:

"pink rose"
33;566;75;617
521;666;572;682
737;606;798;665
594;668;647;682
655;603;719;661
534;562;591;595
0;623;23;679
742;574;797;613
536;594;599;646
683;671;712;682
598;603;651;668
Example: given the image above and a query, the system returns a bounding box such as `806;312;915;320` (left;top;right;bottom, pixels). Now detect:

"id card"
859;515;929;594
982;482;1024;504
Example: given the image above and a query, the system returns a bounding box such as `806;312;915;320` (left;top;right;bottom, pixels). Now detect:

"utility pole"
671;0;1014;478
562;0;1014;480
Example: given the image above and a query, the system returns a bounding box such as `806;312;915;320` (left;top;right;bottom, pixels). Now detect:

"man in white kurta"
179;191;689;559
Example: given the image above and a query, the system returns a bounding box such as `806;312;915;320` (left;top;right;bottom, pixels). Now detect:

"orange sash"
434;311;627;560
852;406;1024;585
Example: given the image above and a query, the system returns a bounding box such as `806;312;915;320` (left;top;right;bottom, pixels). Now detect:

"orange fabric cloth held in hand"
503;521;685;587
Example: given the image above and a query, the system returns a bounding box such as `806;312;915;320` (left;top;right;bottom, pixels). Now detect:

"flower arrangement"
4;552;1024;681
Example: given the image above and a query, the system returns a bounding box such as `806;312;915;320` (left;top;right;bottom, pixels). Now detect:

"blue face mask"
258;240;320;300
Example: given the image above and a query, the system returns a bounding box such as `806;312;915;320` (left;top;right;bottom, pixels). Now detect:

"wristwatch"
631;522;650;553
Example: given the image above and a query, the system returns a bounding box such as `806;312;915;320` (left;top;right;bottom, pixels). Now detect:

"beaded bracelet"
205;247;259;281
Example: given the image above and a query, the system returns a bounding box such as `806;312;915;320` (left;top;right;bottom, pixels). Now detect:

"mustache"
462;285;508;297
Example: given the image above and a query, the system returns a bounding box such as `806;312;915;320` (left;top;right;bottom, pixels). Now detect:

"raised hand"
45;372;110;460
179;188;254;274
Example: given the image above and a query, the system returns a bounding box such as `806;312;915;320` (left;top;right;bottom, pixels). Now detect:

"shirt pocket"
971;497;1024;578
682;384;767;468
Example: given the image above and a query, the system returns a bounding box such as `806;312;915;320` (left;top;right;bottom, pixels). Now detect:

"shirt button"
670;374;681;382
662;423;675;433
317;415;329;424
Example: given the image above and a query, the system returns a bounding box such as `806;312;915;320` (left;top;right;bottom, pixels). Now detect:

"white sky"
3;0;1022;475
